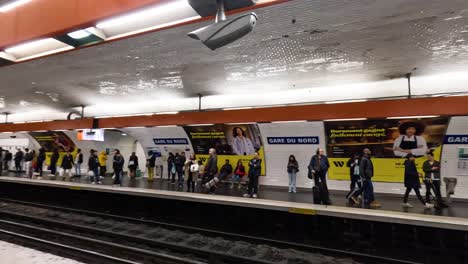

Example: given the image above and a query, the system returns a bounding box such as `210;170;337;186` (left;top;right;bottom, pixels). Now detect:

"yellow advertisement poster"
324;118;448;182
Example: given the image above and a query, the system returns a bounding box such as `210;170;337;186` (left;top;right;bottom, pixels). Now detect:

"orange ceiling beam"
0;0;164;49
0;118;94;133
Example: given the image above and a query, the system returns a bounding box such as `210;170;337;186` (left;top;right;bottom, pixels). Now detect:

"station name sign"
153;138;189;145
444;135;468;144
267;136;319;145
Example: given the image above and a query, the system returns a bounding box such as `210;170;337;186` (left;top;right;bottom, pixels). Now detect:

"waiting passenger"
185;153;197;192
402;154;434;208
231;160;246;189
146;151;156;181
88;150;100;184
35;148;46;179
352;148;381;207
174;152;186;187
75;149;83;176
167;152;175;181
309;148;331;204
14;149;23;176
5;150;12;171
61;151;74;180
23;148;33;177
112;150;124;186
128;152;139;179
219;159;233;182
422;152;447;208
287;155;299;193
49;149;59;177
98;151;107;177
244;152;262;198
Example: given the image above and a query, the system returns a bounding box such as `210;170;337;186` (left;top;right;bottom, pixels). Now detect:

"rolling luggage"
312;186;322;204
319;182;331;205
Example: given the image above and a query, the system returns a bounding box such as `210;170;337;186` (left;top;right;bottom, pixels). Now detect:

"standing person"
75;149;83;177
244;152;262;198
146;151;156;181
35;148;46;179
231;127;256;155
98;151;108;177
204;148;218;193
309;148;331;205
402;154;434;208
219;159;233;182
231;160;246;189
23;148;33;177
185;153;197;192
14;149;24;176
393;121;428;158
346;153;362;203
49;149;59;177
61;151;74;180
167;152;175;181
128;152;139;179
287;155;299;193
422;151;447;208
5;150;12;171
352;148;381;207
0;147;4;176
88;150;100;184
174;152;186;186
112;149;125;186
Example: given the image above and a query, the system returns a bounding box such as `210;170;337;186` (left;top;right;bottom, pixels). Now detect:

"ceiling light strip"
387;115;439;119
271;120;308;124
323;118;367;121
0;0;32;13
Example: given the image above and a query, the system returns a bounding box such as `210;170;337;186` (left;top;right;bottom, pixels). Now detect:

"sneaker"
369;201;381;208
91;182;96;185
252;194;258;198
350;196;359;204
243;193;250;198
425;203;434;208
288;190;292;193
402;202;413;208
293;190;297;193
98;182;102;185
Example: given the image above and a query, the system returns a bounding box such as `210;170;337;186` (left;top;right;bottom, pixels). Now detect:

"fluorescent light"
103;127;117;130
272;120;307;124
325;99;368;104
223;107;254;111
34;130;48;132
387;115;439;119
0;51;16;61
2;132;13;134
187;124;214;126
155;111;179;115
13;121;26;124
0;0;32;13
5;38;74;61
157;125;178;128
125;126;145;129
67;29;92;39
324;118;367;121
53;130;69;132
225;122;258;125
96;0;200;39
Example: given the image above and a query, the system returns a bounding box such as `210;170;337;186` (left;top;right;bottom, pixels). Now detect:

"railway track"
0;198;420;264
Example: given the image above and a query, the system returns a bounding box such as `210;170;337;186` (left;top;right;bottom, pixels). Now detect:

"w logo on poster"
333;161;345;167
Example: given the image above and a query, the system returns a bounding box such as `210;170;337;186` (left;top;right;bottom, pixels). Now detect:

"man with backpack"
352;148;381;208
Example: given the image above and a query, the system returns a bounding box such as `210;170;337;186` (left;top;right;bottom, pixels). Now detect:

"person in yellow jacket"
98;151;107;176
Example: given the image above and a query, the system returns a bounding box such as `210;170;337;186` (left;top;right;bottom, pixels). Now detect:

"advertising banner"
28;131;76;165
324;117;449;182
183;124;265;175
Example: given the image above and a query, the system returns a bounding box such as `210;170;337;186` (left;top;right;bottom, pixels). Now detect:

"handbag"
307;166;314;179
171;164;176;174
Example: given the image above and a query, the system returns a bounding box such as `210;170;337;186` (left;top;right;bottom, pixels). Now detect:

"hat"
398;121;425;136
405;153;414;159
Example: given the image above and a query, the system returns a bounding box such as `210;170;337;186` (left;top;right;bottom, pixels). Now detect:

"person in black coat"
309;148;331;204
422;151;447;208
5;150;12;171
203;148;218;193
35;148;46;178
128;152;139;179
174;152;186;186
167;152;175;181
402;154;433;208
113;149;125;186
346;153;362;192
244;152;262;198
50;149;59;176
219;159;233;181
14;149;24;176
75;149;83;176
61;151;74;179
88;149;100;184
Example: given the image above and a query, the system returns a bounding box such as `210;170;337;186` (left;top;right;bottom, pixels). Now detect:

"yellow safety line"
69;186;81;190
288;207;317;215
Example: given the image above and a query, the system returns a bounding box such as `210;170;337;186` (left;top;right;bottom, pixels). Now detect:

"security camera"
188;0;258;50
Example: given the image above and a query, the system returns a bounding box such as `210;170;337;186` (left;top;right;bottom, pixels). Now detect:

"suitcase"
312;186;322;204
319;182;330;205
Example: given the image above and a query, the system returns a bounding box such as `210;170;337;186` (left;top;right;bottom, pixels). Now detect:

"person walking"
75;149;83;177
61;151;74;181
14;149;24;176
0;147;4;176
352;148;381;207
49;149;59;177
422;151;447;208
244;152;262;198
98;151;108;177
402;154;434;209
128;152;139;179
309;148;331;204
35;148;46;179
146;151;156;181
112;149;125;186
185;153;197;192
287;155;299;193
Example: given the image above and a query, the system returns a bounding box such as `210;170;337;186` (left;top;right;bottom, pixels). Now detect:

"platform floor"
0;240;84;264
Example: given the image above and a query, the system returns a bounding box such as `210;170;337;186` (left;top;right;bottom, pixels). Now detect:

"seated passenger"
219;159;233;181
231;160;246;189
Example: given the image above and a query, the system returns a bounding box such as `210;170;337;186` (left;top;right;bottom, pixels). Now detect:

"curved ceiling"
1;0;468;121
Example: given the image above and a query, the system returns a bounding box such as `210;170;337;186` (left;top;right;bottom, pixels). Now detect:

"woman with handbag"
185;153;197;192
231;160;246;189
287;155;299;193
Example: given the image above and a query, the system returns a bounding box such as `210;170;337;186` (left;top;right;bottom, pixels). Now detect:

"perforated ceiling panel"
0;0;468;115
